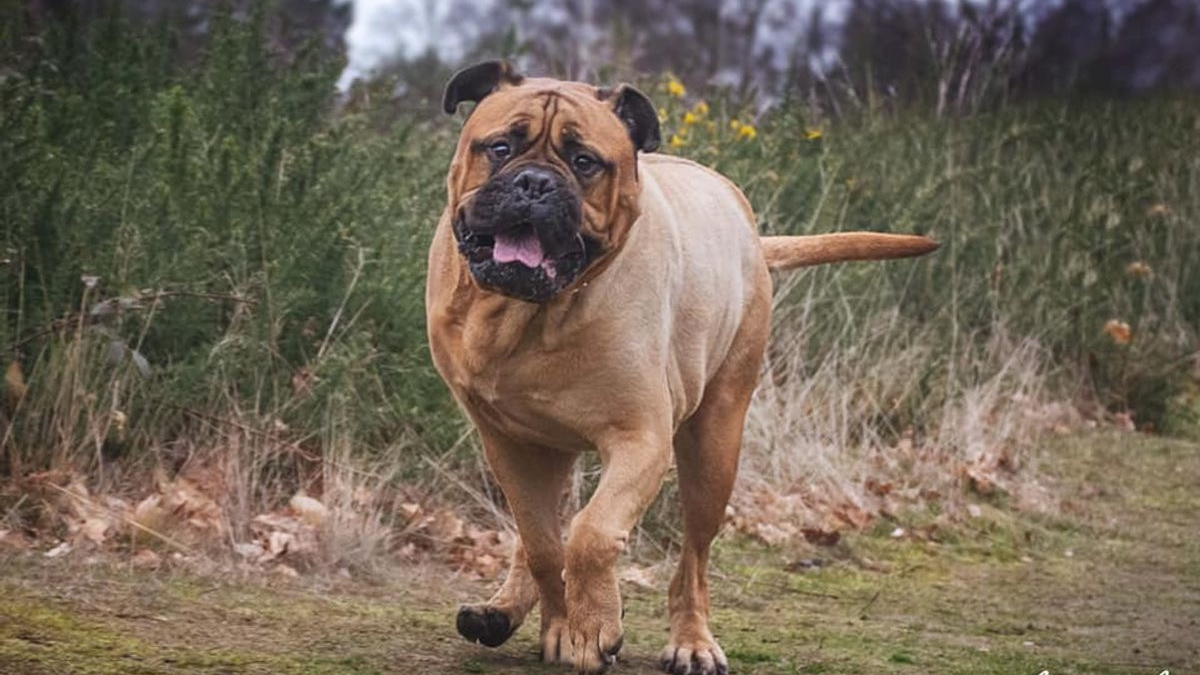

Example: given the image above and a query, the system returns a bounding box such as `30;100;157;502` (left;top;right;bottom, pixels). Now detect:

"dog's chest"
452;355;598;448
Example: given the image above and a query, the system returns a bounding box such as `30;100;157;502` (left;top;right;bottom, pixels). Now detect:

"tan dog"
427;61;937;675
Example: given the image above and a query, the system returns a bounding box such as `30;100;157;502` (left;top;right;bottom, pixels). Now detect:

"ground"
1;432;1197;675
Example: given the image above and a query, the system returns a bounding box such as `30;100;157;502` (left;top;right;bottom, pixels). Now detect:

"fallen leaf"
618;565;657;589
132;495;167;532
78;517;110;545
233;541;265;560
1103;319;1132;345
274;564;300;579
44;541;72;558
5;360;27;406
425;509;464;542
131;548;162;570
398;499;422;521
291;369;316;396
965;468;997;496
1125;261;1153;278
864;478;894;497
289;493;328;526
0;529;31;550
801;527;841;547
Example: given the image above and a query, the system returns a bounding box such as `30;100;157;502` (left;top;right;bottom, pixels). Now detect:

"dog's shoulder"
638;154;757;232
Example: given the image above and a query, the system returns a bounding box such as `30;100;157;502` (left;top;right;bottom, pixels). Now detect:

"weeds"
2;7;1199;567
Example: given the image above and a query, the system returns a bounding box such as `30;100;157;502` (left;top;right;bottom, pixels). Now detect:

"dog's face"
443;62;660;303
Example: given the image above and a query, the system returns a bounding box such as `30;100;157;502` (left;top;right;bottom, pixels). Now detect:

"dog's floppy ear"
604;84;661;153
443;60;523;115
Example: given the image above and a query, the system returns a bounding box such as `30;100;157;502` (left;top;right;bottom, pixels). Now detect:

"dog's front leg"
458;428;579;662
566;425;672;673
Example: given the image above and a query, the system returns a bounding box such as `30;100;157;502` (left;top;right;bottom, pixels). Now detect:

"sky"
333;0;839;90
336;0;500;90
332;0;1122;92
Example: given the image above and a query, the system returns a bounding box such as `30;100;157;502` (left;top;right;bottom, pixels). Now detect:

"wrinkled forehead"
462;80;633;154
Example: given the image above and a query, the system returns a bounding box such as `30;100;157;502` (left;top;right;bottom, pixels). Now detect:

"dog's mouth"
455;215;598;303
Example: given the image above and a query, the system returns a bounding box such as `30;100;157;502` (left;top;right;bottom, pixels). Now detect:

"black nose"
513;167;558;199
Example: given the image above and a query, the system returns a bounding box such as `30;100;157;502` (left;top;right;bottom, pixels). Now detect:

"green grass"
1;432;1196;674
2;5;1199;550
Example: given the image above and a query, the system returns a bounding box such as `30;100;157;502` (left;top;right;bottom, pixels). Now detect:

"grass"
2;4;1199;564
1;431;1196;674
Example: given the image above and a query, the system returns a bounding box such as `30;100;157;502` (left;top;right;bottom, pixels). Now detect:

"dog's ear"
443;60;523;115
603;84;661;153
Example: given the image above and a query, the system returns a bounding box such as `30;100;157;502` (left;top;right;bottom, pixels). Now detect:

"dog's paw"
568;619;623;674
456;604;517;648
539;614;574;664
565;578;624;673
659;636;728;675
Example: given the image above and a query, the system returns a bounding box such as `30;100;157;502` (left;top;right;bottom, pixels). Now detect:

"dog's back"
610;154;769;421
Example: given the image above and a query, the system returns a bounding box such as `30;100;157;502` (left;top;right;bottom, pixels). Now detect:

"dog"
426;60;938;675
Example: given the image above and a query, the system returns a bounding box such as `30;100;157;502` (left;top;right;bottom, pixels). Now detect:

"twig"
315;247;366;363
11;289;256;351
857;589;881;618
43;481;197;555
167;403;391;482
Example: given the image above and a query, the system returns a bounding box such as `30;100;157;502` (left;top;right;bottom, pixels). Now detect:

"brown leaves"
618;564;658;590
4;360;26;408
963;465;998;497
131;548;162;570
1125;261;1153;279
0;528;32;550
157;476;225;539
1103;319;1132;345
801;527;841;547
398;504;513;580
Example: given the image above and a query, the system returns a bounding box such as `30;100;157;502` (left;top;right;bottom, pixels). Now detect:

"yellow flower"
692;101;709;116
705;121;716;132
669;134;686;148
738;124;757;140
657;107;668;122
683;111;697;125
1104;319;1132;345
805;128;823;140
729;119;742;130
1126;261;1153;278
667;77;685;98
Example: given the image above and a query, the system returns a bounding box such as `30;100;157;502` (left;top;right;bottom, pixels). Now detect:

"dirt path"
2;432;1197;675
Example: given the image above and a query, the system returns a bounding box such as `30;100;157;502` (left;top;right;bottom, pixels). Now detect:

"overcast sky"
334;0;840;90
336;0;502;89
332;0;1114;91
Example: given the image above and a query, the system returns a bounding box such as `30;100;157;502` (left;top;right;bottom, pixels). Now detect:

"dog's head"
443;61;660;303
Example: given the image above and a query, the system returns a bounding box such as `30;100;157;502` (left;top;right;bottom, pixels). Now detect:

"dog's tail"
760;233;939;271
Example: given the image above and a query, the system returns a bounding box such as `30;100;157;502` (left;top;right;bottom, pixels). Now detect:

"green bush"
2;4;1197;494
1;4;460;479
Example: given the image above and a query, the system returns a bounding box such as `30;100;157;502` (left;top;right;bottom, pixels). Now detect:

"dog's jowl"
426;60;938;675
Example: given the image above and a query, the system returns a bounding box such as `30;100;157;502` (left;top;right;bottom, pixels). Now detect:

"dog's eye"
572;153;600;175
488;141;512;161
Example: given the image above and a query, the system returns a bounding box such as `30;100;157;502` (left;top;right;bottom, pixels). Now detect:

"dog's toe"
456;605;516;648
659;640;728;675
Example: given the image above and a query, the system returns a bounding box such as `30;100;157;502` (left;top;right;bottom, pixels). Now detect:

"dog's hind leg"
661;296;770;675
457;429;577;662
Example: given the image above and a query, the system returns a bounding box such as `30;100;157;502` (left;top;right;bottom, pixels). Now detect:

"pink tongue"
493;232;545;267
